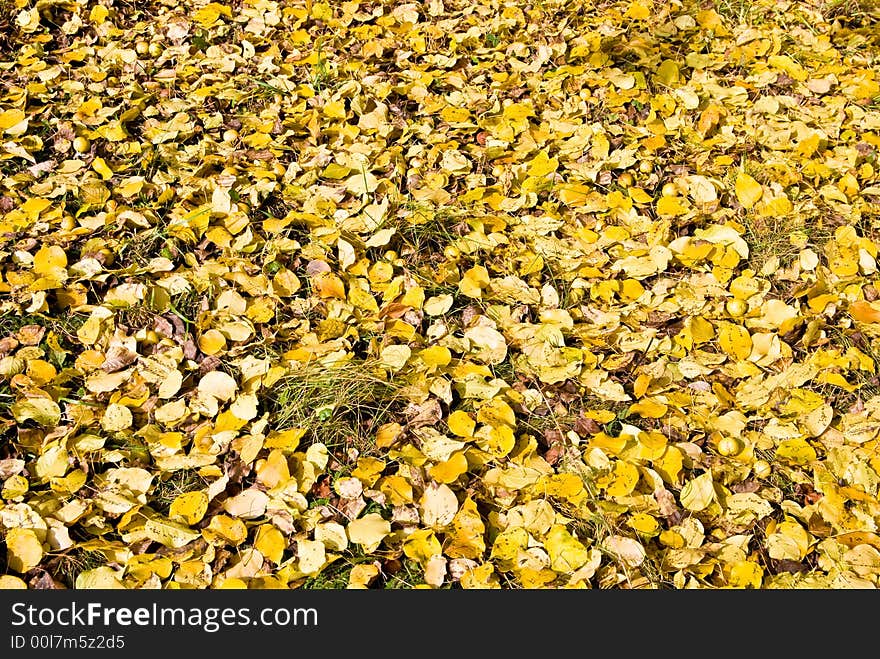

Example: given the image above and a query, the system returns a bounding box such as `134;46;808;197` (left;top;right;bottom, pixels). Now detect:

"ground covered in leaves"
1;0;880;590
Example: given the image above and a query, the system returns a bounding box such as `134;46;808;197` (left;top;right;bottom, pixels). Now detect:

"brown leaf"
544;443;564;466
16;325;45;346
404;398;442;429
310;475;332;500
183;336;198;360
337;495;367;521
574;414;601;436
29;570;65;589
152;316;175;338
198;355;222;376
102;345;139;372
0;337;19;355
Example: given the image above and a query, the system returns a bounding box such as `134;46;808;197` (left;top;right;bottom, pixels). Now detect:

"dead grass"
264;361;404;455
151;468;210;514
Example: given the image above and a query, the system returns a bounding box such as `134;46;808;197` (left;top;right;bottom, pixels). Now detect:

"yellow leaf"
345;170;378;195
635;431;668;461
735;173;763;209
27;360;56;385
628;187;653;204
759;195;792;217
264;428;305;454
850;300;880;324
169;491;209;525
517;568;557;588
51;469;86;495
775;438;817;465
403;528;442;564
527;150;558;177
536;473;586;502
273;269;301;296
33;245;67;277
347;513;391;553
659;530;686;549
375;422;403;448
557;183;594;206
424;555;447;588
100;403;133;432
802;404;833;437
503;102;534;122
198;329;227;355
96;122;128;141
629;513;660;537
0;575;27;589
429;451;469;483
459;265;490;298
447;410;476;437
843;545;880;578
441;106;471;123
92;157;113;180
420;482;459;529
766;520;811;561
464;325;508;365
217;577;248;589
445;496;486;559
697;104;725;137
629;399;668;418
13;397;61;428
352;457;385;487
348;564;380;589
424;294;453;316
680;471;716;511
89;4;109;23
420;345;452;368
460;563;500;589
193;2;229;27
6;528;44;573
656;195;689;216
0;108;26;131
321;163;350;179
604;460;640;497
475;424;515;458
725;561;764;588
625;1;651;19
490;526;529;563
256;448;290;488
198;370;238;402
202;515;248;546
545;525;590;573
297;539;326;575
718;321;752;361
768;55;807;81
2;474;28;499
378;475;413;505
476;397;516;427
603;535;646;567
323;101;347;119
655;60;680;86
21;197;51;217
145;517;202;548
314;522;348;552
76;567;125;589
313;272;346;298
380;344;411;371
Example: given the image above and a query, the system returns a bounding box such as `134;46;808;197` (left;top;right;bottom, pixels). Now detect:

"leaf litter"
1;0;880;589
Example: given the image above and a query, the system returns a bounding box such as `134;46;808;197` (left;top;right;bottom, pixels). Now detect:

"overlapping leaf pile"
1;0;880;589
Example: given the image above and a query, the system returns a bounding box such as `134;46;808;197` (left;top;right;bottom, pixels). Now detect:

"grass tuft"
151;469;209;514
52;549;107;588
264;361;404;455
